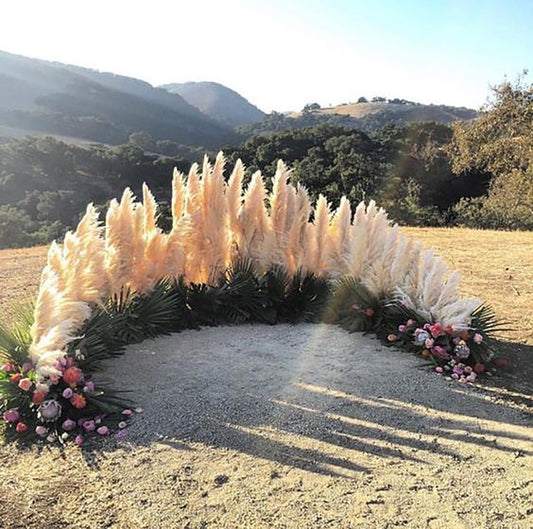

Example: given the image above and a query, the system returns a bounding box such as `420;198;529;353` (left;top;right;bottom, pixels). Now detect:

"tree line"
0;76;531;248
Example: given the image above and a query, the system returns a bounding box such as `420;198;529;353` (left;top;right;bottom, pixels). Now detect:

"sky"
0;0;531;112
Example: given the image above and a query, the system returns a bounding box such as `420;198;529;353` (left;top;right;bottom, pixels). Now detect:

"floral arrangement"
0;325;134;445
0;153;506;445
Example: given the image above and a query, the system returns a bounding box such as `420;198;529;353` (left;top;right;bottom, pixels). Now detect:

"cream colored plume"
28;153;482;382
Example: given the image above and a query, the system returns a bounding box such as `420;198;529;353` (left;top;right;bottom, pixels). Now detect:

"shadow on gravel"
81;326;532;478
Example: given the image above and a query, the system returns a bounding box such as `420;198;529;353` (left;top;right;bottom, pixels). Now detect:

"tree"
357;97;368;103
449;73;533;228
128;131;155;151
302;103;321;114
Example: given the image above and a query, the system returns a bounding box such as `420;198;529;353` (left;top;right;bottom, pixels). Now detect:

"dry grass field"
0;228;531;529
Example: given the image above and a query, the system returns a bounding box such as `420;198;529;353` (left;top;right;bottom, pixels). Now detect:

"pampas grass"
29;153;480;382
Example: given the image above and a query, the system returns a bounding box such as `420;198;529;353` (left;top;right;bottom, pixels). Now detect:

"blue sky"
1;0;531;112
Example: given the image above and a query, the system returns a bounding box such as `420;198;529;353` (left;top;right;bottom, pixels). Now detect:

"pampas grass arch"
29;153;480;384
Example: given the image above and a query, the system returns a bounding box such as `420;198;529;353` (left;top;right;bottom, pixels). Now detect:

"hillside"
161;81;265;127
290;100;477;127
0;50;236;148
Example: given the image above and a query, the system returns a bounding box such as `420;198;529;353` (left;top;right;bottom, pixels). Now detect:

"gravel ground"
1;323;532;528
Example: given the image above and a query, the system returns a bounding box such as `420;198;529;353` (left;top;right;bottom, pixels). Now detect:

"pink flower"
48;374;61;385
453;366;464;376
466;373;477;383
63;367;83;387
121;409;133;417
429;322;444;338
62;388;73;399
96;426;109;436
435;367;444;374
75;434;84;446
464;366;473;375
1;363;13;372
424;338;434;349
398;325;407;333
84;381;95;393
473;333;483;344
35;425;48;437
406;319;415;327
364;308;374;318
431;346;450;360
82;420;95;432
18;378;32;391
351;303;361;311
16;422;28;433
387;334;397;342
3;409;19;422
62;419;76;432
37;400;62;422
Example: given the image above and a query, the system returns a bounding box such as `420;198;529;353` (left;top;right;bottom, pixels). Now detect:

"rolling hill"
0;50;236;148
161;81;265;127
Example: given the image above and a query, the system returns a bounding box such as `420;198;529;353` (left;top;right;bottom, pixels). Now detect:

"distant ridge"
0;50;236;148
161;81;265;127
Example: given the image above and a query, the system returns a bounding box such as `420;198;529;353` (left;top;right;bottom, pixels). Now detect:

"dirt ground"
0;228;532;529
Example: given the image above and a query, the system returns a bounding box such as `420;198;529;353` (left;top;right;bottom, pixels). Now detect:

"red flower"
10;373;22;385
473;363;485;374
70;393;87;409
32;391;47;404
494;357;509;369
16;422;28;433
63;367;83;387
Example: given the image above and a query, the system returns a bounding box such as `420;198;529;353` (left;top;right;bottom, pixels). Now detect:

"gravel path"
1;324;532;528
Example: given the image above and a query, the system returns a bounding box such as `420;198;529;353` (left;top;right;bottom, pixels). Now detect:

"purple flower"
121;409;133;417
116;429;128;440
62;388;73;399
62;419;76;432
3;409;20;423
75;434;84;446
453;365;464;376
82;420;95;432
22;362;34;373
96;426;109;436
84;381;95;393
466;373;477;383
414;330;431;346
398;325;407;333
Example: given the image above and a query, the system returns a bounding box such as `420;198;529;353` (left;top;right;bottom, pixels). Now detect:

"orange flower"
63;367;83;387
421;349;430;358
70;393;87;409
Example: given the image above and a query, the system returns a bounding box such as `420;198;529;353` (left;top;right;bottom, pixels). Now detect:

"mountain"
161;82;265;127
0;50;236;148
